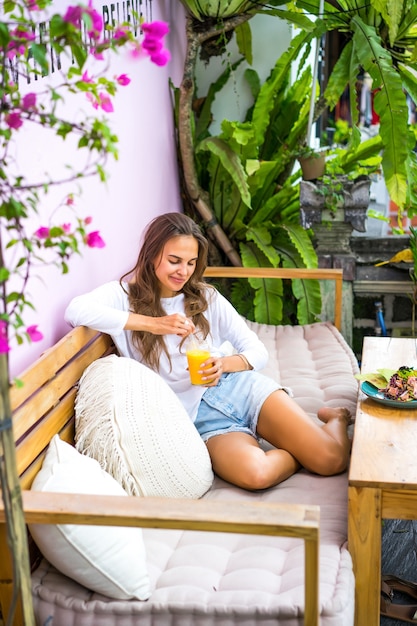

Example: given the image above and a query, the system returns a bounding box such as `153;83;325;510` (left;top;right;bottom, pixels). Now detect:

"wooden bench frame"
0;266;345;626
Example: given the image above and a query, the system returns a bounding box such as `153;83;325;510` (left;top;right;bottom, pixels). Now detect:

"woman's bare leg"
256;390;352;476
205;391;352;491
206;431;301;491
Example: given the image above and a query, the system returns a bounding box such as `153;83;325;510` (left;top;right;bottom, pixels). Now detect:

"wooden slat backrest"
9;326;116;487
204;266;343;331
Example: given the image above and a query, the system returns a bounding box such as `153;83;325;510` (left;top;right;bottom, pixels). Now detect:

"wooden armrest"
204;267;343;330
14;491;318;534
0;492;320;625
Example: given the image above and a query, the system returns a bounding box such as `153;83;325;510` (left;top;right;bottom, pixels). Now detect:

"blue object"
375;301;387;337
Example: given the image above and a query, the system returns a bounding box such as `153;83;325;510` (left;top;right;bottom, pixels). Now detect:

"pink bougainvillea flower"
81;70;94;83
129;43;143;60
64;2;102;39
142;36;162;55
66;195;74;206
113;26;129;40
62;223;72;234
84;216;93;224
98;92;113;113
26;0;40;10
86;92;99;109
149;49;171;67
85;231;105;248
26;325;43;343
63;5;82;27
34;226;50;238
141;21;170;67
91;48;104;60
22;92;37;110
0;321;10;354
5;112;23;130
141;21;169;38
85;0;103;39
116;73;130;86
7;28;36;59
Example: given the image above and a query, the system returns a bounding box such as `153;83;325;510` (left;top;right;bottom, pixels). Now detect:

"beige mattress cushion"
32;321;359;626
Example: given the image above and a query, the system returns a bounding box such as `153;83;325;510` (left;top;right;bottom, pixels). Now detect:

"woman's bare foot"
317;406;354;426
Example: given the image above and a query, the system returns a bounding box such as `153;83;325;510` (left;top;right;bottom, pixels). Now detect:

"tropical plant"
174;8;382;325
176;0;417;267
269;0;417;221
0;3;169;623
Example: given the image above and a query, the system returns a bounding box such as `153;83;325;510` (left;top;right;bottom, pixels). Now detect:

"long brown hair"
120;212;211;371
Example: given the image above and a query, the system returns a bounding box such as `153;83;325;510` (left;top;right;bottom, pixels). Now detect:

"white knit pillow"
75;355;214;498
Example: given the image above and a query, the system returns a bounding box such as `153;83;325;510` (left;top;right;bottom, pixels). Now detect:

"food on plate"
356;366;417;402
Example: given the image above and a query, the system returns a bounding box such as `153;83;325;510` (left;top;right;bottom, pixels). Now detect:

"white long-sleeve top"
64;281;269;421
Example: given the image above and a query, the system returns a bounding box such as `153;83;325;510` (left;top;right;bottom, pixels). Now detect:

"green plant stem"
0;352;35;626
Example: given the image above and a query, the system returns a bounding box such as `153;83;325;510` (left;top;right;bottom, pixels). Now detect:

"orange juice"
186;348;211;385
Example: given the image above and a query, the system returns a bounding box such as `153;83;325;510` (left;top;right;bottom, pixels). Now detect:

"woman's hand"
125;312;195;336
201;355;224;386
157;313;195;337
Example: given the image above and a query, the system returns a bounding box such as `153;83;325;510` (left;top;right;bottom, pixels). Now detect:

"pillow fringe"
75;362;142;496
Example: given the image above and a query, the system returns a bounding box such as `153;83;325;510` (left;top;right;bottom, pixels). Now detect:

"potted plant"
296;144;327;181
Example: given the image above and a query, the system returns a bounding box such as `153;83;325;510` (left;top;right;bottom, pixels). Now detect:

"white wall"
9;0;187;377
195;14;292;132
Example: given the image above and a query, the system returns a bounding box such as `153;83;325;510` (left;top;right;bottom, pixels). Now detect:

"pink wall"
9;0;187;377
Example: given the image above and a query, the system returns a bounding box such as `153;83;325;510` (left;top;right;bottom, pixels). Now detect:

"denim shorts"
194;371;286;442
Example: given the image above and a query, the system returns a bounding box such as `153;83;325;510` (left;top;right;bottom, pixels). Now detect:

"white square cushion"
29;435;150;601
74;355;214;499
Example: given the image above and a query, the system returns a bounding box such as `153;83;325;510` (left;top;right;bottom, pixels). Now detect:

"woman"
65;212;352;490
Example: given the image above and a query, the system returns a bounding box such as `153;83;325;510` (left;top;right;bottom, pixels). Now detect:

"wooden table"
349;336;417;626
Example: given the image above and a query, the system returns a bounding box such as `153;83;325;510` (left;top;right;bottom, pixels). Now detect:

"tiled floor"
381;518;417;625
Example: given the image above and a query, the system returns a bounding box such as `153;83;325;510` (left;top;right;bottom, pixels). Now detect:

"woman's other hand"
201;355;223;386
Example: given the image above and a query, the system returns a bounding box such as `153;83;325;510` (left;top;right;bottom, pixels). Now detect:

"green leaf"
371;0;402;45
251;29;315;147
352;16;409;208
49;14;68;38
235;21;252;65
244;68;261;101
281;224;318;269
323;41;352;111
292;277;321;325
0;23;10;48
197;136;252;207
0;268;10;282
30;43;49;74
245;226;281;266
239;242;284;324
70;42;88;69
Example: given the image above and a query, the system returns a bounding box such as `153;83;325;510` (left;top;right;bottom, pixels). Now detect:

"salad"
356;366;417;402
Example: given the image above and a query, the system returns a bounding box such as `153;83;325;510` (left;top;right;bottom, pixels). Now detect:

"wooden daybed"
0;267;358;626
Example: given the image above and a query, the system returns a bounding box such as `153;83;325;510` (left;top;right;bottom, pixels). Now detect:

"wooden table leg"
348;486;382;626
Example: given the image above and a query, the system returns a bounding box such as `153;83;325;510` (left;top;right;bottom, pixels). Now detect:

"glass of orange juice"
185;337;211;385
